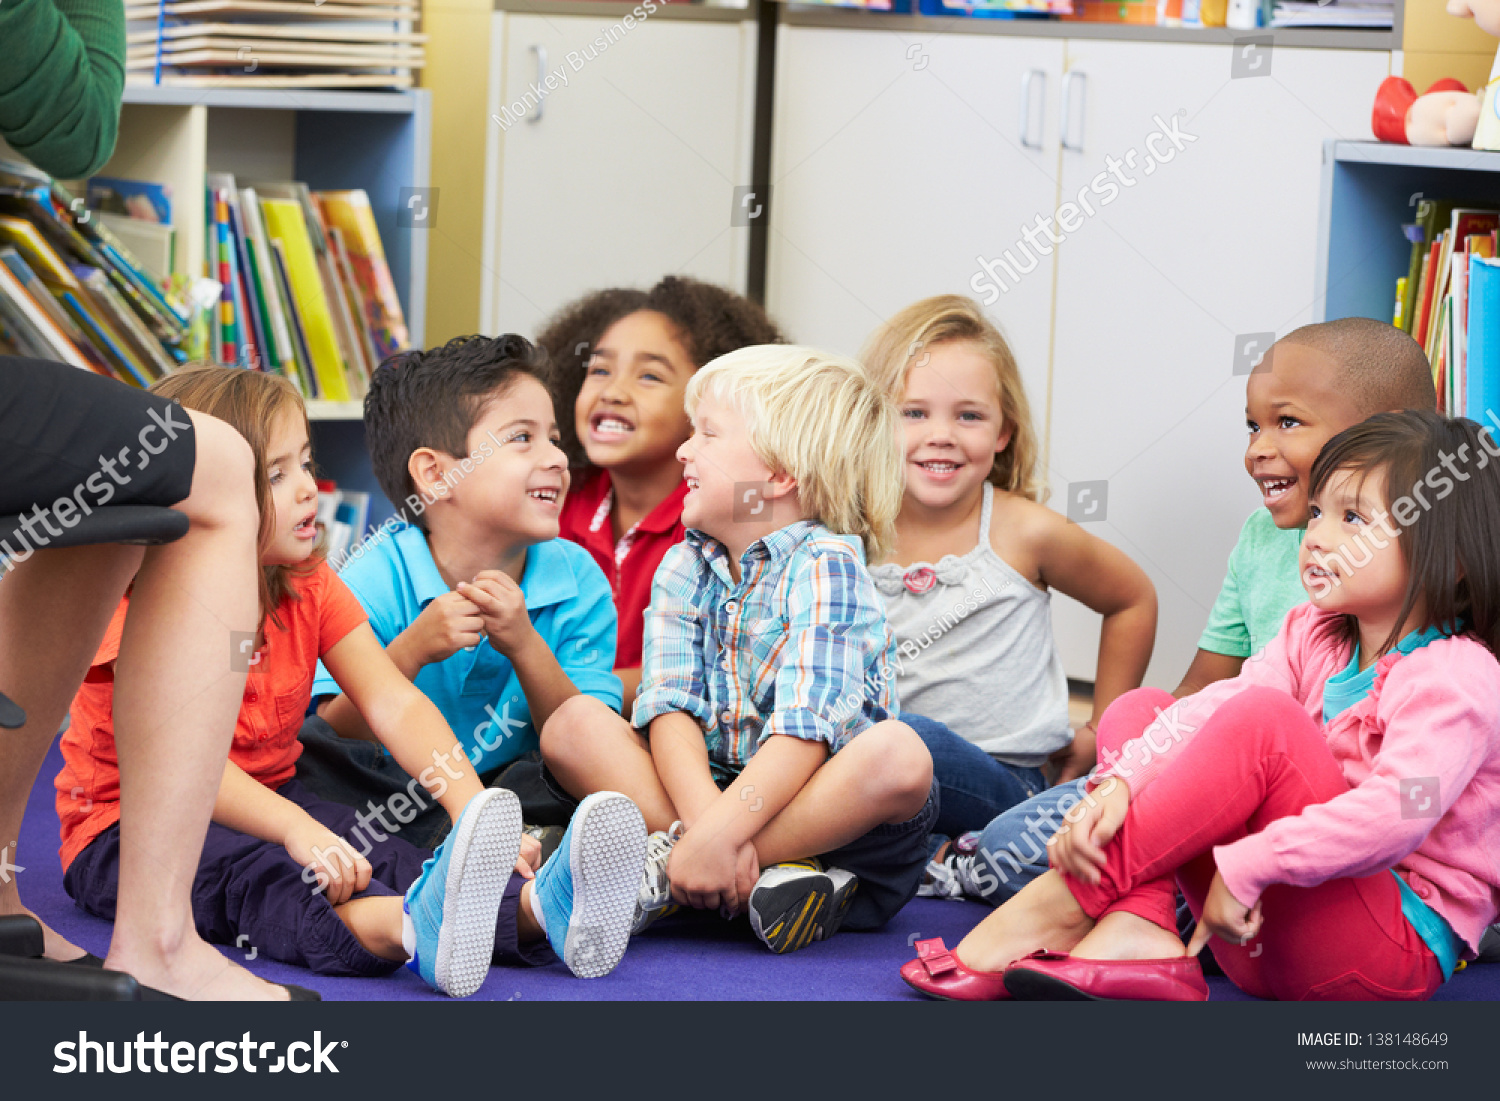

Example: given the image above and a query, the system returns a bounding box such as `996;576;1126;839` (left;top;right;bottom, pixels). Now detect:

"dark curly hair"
534;275;784;469
365;333;545;530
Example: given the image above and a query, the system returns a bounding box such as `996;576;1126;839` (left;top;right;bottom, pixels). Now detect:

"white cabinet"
767;25;1066;408
481;12;758;337
1046;41;1389;689
767;28;1390;691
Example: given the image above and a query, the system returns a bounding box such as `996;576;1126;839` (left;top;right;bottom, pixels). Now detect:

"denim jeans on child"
539;762;940;930
903;712;1045;851
966;780;1090;903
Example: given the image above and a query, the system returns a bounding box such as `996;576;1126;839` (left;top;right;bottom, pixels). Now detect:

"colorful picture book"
316;479;372;568
0;157;408;401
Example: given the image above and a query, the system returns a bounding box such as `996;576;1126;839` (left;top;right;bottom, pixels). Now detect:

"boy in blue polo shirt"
299;333;644;978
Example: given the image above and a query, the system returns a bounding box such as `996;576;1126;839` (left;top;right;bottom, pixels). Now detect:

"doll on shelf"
1370;0;1500;150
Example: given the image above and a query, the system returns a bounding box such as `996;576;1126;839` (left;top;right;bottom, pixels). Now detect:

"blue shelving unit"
1316;139;1500;324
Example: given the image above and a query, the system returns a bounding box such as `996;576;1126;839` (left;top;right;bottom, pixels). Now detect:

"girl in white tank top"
861;296;1158;842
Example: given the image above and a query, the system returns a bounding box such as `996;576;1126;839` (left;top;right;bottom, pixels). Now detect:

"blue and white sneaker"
403;787;522;997
532;792;647;978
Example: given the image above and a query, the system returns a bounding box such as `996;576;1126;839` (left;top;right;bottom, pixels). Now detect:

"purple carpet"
18;736;1500;1001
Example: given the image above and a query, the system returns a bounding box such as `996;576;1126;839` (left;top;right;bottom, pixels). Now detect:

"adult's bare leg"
101;410;303;998
0;544;143;960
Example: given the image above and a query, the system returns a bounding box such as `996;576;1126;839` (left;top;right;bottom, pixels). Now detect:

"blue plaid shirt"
632;520;899;777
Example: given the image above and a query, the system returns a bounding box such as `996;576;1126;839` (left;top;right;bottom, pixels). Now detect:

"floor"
17;736;1500;1001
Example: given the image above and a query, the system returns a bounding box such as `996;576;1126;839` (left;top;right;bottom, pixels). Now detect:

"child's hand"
1187;871;1262;955
665;826;743;913
516;832;541;880
402;590;485;666
459;572;536;657
1047;778;1130;885
716;841;760;919
284;817;373;906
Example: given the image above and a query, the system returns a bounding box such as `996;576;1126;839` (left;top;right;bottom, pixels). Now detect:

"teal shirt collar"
393;522;579;611
1322;622;1461;725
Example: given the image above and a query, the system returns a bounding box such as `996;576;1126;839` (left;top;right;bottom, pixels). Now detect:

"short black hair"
535;275;784;469
365;333;544;529
1281;318;1436;417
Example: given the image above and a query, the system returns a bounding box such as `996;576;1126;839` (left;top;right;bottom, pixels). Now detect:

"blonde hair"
150;366;319;627
685;344;903;565
860;294;1046;503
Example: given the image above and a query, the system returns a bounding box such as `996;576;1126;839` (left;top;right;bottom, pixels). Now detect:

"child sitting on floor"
861;294;1156;852
932;319;1440;907
57;367;646;996
904;410;1500;1002
541;345;937;953
536;276;784;711
300;334;623;842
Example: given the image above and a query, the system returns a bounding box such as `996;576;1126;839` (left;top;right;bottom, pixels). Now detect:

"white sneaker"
917;852;980;901
628;820;683;935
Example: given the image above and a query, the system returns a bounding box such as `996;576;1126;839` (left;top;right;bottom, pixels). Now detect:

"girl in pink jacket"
902;409;1500;1001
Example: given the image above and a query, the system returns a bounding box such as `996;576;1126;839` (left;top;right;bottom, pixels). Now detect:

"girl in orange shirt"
58;367;646;997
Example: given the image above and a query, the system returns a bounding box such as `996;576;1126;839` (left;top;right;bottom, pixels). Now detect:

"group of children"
36;272;1500;1001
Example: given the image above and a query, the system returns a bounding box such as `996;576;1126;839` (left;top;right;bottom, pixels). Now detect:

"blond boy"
542;346;936;953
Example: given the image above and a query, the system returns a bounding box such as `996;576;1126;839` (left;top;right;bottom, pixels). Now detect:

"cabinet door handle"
529;45;548;123
1062;70;1087;151
1019;69;1045;150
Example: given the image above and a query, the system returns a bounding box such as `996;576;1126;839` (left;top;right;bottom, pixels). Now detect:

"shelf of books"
0;88;428;541
1317;139;1500;427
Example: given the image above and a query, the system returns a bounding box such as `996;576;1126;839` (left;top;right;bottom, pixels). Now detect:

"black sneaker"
748;859;858;954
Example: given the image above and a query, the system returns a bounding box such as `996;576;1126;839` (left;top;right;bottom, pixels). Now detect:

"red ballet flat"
899;937;1012;1001
1002;950;1209;1001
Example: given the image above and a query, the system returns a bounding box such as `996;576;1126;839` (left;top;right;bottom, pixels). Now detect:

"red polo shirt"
559;467;687;670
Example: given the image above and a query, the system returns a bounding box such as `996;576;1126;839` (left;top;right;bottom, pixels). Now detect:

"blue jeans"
903;713;1045;851
965;780;1093;904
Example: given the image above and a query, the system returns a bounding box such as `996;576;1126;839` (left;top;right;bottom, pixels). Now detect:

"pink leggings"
1069;686;1442;1001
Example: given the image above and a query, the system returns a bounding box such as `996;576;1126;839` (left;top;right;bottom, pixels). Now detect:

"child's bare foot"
106;936;293;1000
1067;909;1186;960
954;869;1094;972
